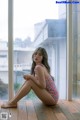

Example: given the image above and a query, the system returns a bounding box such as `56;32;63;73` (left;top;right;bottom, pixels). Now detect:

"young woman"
1;47;59;108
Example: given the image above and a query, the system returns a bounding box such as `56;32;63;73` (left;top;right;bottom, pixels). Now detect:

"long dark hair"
31;47;50;75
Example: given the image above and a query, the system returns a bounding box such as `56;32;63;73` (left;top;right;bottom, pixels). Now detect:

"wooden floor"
0;98;80;120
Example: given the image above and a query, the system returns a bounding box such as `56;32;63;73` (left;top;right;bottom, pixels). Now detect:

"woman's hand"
23;74;31;80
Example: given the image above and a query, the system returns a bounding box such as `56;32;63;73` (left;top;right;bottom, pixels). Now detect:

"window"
0;0;8;100
0;0;68;100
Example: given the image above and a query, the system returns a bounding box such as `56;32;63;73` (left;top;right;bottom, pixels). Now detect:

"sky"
0;0;59;41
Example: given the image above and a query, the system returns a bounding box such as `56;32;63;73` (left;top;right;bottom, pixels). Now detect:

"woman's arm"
23;65;46;89
32;65;46;88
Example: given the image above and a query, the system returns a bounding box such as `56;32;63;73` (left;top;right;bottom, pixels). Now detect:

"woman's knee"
24;80;31;86
25;80;34;86
28;80;37;88
28;80;34;85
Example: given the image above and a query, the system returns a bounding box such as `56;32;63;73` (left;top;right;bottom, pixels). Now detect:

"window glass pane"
72;4;80;98
0;0;8;100
13;0;67;99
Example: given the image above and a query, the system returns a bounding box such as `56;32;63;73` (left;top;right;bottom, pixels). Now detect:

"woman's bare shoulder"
35;64;43;71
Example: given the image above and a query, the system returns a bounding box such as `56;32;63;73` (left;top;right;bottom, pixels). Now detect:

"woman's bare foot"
1;102;17;108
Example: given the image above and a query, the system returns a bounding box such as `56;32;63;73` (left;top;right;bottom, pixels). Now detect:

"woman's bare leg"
8;81;31;104
9;80;56;105
1;80;56;108
28;80;56;105
1;81;31;108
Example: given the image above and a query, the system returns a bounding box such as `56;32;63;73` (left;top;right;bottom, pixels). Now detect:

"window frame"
66;3;73;100
8;0;14;100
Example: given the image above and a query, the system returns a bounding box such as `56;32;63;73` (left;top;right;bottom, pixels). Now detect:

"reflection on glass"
0;0;8;100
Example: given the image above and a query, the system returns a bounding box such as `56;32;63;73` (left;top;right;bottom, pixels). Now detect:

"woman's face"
33;51;43;64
